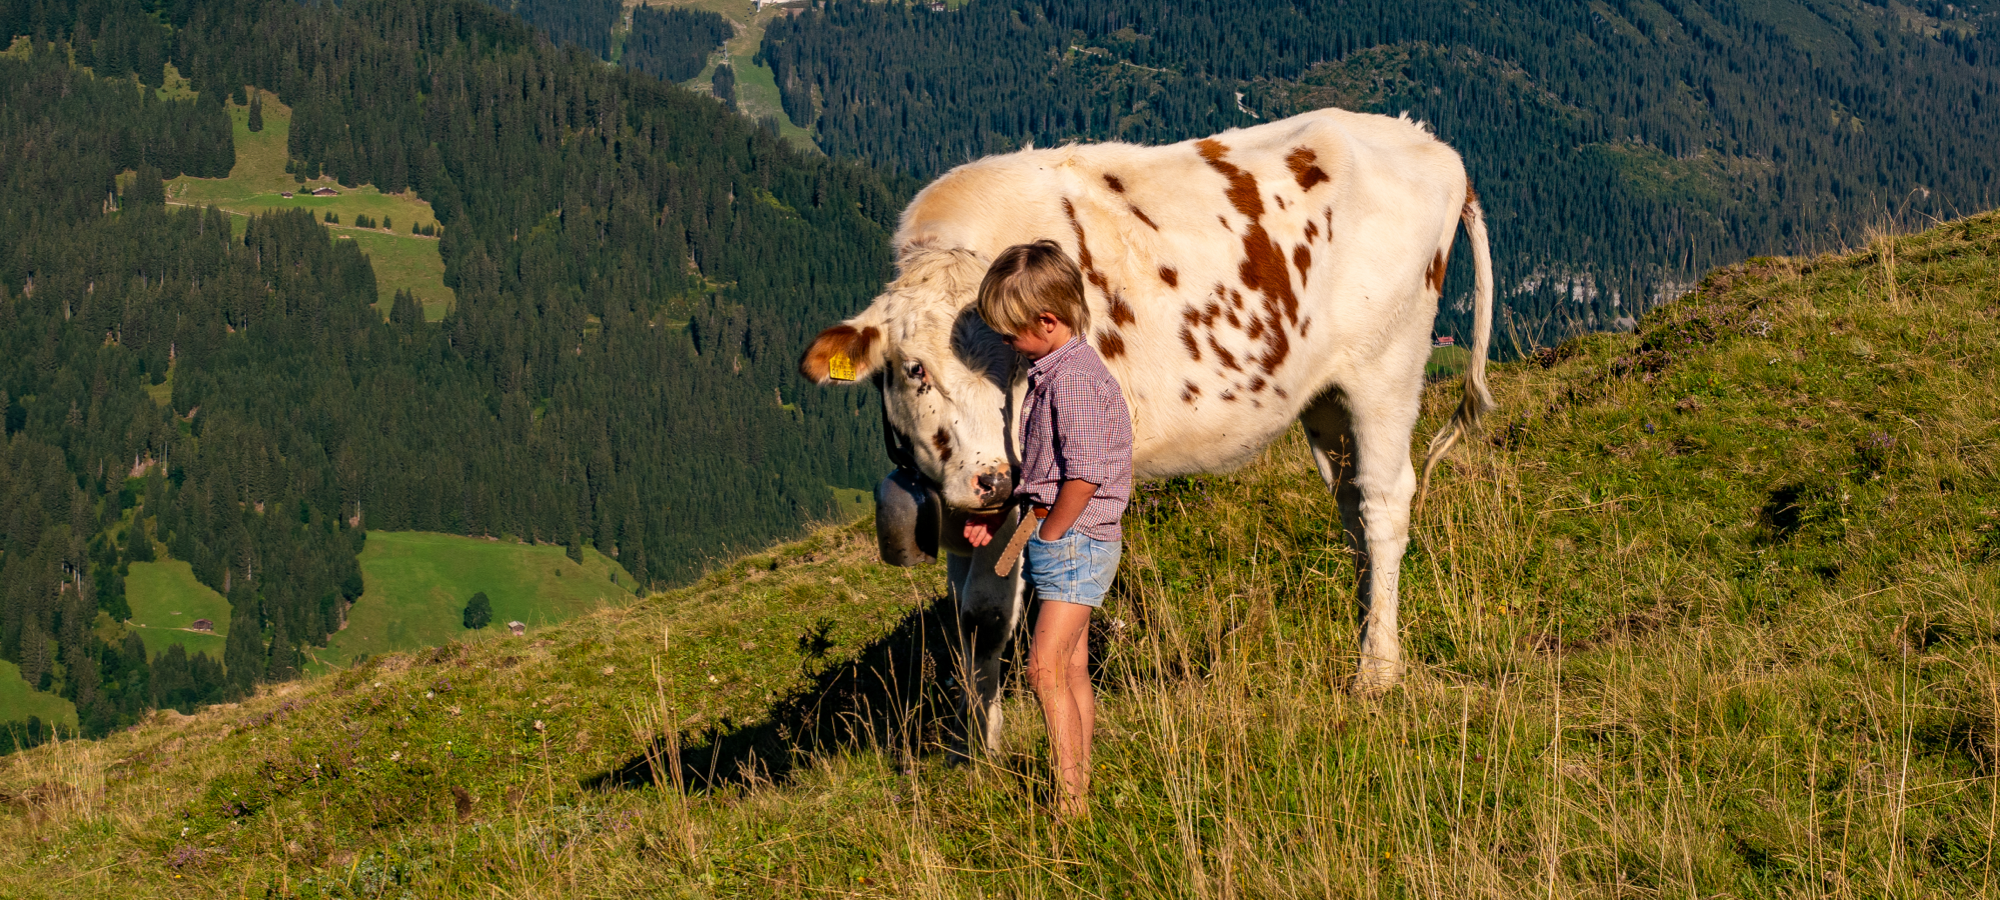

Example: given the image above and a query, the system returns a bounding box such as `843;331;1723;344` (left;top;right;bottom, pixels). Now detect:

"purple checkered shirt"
1017;337;1133;541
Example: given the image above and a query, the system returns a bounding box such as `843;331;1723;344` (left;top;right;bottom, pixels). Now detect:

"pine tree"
462;592;492;630
123;520;154;563
390;289;424;327
265;627;296;682
247;93;263;133
711;64;737;110
222;615;264;694
127;165;165;207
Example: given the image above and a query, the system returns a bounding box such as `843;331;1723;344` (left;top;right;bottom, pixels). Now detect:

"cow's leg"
944;529;1029;758
1301;390;1420;694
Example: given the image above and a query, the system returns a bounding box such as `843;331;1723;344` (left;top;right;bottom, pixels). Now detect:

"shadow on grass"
584;594;982;792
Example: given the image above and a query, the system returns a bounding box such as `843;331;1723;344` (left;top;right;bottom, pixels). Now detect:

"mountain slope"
759;0;2000;348
0;0;910;740
1;213;1996;895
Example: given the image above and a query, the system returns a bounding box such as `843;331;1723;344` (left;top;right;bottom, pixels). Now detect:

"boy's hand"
963;513;1001;547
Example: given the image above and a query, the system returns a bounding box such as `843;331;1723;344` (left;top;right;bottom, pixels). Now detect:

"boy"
964;240;1133;818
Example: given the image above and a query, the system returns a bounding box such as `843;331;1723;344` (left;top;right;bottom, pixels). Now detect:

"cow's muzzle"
971;466;1013;508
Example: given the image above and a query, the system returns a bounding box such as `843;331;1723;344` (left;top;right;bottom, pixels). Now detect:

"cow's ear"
800;324;884;385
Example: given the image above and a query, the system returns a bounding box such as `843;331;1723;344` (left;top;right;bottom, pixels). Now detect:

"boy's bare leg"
1027;599;1094;817
1070;624;1093;792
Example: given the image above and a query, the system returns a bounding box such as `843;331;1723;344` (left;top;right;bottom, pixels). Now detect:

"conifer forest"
0;0;901;744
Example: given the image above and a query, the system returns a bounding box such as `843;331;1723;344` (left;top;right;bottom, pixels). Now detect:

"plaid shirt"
1018;338;1133;541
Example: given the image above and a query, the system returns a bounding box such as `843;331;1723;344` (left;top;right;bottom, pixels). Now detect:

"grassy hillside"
649;0;821;150
1;213;1996;896
165;89;455;320
119;534;636;670
313;532;639;671
0;662;75;733
124;559;233;661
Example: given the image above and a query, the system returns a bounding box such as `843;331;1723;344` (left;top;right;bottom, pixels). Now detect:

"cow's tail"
1420;191;1496;495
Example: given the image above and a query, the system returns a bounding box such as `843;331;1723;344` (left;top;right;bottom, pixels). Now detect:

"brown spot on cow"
1224;305;1241;329
1299;317;1312;337
1063;198;1115;299
1220;390;1238;402
1256;319;1290;375
1103;173;1126;193
1097;329;1126;359
1293;244;1312;287
932;428;954;463
1208;336;1240;371
1180;324;1202;361
1217;215;1231;232
1159;266;1179;287
1181;381;1201;403
1287;147;1330;191
1109;295;1136;326
1272;386;1289;400
1426;249;1449;294
1238;231;1296;323
1304;219;1319;243
1196;139;1264;219
1200;139;1300;378
1246;318;1264;341
1248;376;1266;393
1203;300;1221;326
1128;205;1159;230
1274;194;1287;210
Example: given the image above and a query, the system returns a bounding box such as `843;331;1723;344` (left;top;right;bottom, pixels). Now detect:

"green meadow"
827;485;870;522
164;89;455;320
655;0;822;151
0;661;75;732
120;533;639;670
123;559;231;661
312;532;638;671
1426;343;1471;381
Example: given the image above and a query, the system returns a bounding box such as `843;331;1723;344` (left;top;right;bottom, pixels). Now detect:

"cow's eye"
904;361;931;395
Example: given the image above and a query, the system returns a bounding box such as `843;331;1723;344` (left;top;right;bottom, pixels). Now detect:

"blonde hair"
975;240;1088;337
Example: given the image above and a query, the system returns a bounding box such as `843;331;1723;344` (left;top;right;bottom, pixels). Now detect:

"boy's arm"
1039;478;1099;540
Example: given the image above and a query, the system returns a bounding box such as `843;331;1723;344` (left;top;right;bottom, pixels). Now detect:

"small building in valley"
508;621;526;636
190;619;215;633
310;186;341;197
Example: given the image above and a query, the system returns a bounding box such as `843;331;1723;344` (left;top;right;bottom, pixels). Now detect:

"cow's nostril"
975;472;1011;501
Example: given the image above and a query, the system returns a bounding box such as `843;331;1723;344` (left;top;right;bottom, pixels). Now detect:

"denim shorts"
1023;528;1121;608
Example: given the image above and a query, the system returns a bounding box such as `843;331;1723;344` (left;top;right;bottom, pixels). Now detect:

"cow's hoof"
1349;658;1404;698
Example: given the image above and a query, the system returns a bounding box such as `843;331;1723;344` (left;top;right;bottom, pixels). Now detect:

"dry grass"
1;213;1998;897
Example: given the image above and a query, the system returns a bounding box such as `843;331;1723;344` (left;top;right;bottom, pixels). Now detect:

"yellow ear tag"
827;351;858;382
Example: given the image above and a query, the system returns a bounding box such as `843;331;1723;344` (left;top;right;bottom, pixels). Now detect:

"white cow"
803;108;1493;752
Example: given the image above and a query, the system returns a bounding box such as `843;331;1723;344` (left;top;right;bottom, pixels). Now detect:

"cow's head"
802;248;1019;513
